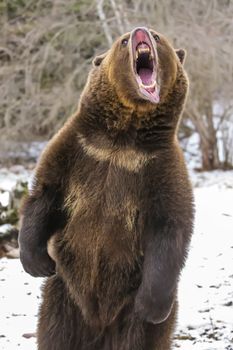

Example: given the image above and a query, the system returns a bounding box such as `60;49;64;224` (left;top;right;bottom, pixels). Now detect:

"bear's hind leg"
37;275;97;350
112;301;177;350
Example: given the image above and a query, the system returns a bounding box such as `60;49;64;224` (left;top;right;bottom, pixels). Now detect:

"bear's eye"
121;38;128;47
153;34;160;42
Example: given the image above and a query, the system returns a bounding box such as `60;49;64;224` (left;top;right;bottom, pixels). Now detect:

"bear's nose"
132;27;149;43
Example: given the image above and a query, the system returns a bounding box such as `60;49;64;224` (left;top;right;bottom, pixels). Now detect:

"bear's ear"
175;49;186;65
92;51;108;67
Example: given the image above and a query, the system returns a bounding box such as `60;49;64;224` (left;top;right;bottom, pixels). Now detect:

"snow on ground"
0;166;32;193
175;186;233;350
190;170;233;189
0;259;42;350
0;171;233;350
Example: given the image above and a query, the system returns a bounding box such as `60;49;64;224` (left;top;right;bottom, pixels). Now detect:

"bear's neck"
76;68;187;152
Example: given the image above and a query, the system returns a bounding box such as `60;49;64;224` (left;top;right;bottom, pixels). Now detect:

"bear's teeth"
135;51;153;61
137;47;150;55
140;81;156;89
136;51;153;61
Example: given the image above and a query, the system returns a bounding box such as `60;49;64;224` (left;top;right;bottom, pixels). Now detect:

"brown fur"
19;28;194;350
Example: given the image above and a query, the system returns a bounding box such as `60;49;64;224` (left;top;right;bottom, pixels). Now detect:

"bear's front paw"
134;287;174;324
20;246;56;277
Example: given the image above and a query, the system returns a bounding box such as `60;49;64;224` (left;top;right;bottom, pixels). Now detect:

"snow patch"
0;187;233;349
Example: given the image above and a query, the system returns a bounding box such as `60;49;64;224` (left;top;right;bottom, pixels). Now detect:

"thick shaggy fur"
19;28;194;350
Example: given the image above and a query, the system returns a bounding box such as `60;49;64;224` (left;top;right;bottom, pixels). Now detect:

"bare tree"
124;0;233;170
0;0;232;170
96;0;113;46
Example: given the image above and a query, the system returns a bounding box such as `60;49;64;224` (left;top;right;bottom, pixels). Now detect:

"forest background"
0;0;233;171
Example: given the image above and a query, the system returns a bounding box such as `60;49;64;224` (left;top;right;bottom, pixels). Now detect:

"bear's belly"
55;212;143;328
81;253;142;328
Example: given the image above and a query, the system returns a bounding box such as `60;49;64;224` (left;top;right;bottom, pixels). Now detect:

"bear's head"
91;27;188;112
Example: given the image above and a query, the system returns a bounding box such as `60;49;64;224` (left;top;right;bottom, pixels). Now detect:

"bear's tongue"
138;68;153;85
132;30;160;103
137;70;160;103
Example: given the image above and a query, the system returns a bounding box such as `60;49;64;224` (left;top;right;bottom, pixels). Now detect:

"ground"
0;169;233;350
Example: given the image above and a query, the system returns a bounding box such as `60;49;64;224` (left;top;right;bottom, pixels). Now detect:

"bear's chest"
64;161;145;262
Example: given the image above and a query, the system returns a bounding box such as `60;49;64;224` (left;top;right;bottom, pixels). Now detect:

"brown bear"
19;27;194;350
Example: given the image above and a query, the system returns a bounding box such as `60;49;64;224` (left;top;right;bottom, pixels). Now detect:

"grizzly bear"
19;27;194;350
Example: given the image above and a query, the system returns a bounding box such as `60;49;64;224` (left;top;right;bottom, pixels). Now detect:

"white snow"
175;187;233;349
190;170;233;189
0;171;233;350
0;259;42;350
0;167;32;193
0;192;10;208
0;224;13;235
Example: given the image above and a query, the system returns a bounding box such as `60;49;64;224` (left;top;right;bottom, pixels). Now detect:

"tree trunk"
199;133;220;171
189;105;221;171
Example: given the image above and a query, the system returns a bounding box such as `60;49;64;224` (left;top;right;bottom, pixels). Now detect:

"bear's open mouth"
131;28;160;104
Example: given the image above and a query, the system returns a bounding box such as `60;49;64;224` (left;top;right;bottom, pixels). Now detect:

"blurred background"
0;1;233;350
0;0;233;170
